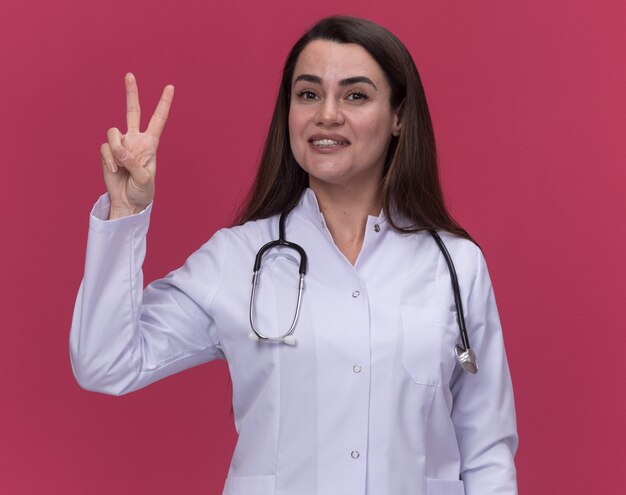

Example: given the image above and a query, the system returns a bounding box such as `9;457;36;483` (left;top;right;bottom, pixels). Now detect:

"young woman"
70;15;518;495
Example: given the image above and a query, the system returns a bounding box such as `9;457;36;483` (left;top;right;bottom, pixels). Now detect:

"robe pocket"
400;305;458;387
224;474;276;495
426;477;465;494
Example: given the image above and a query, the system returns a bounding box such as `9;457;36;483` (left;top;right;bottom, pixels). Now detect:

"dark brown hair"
236;15;473;241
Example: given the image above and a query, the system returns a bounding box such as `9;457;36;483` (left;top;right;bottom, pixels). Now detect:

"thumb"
112;146;151;185
113;145;132;165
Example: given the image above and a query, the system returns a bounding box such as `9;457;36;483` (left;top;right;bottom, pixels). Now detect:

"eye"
295;90;319;101
346;91;369;102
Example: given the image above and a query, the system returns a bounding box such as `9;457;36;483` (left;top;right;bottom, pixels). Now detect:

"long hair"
236;15;473;242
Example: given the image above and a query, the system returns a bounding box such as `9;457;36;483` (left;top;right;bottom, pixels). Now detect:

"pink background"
2;0;625;493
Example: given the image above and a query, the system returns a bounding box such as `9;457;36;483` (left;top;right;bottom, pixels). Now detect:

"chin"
301;164;347;185
308;171;370;190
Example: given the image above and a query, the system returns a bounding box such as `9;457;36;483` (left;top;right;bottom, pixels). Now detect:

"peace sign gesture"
100;73;174;219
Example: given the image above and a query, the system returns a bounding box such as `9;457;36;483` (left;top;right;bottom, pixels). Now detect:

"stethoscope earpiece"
249;331;297;346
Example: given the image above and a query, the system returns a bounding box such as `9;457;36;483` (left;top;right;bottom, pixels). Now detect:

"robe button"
351;450;360;459
352;291;360;298
353;364;362;373
373;224;380;232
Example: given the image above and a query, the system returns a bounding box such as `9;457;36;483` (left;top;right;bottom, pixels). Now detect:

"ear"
391;102;403;137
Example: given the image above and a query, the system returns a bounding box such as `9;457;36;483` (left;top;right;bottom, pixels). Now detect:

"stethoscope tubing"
249;212;307;344
428;230;470;352
248;210;477;373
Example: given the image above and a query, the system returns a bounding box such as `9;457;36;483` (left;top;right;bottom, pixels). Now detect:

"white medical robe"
70;188;518;495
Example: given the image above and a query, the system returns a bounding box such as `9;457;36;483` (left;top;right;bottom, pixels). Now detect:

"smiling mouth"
309;139;350;147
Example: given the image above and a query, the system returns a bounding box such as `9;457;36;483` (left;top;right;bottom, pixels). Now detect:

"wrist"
109;203;147;220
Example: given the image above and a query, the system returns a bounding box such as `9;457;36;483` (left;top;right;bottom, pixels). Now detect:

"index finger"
125;72;141;132
146;84;175;138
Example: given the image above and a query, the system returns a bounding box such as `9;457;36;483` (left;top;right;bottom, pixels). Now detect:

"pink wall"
2;0;624;493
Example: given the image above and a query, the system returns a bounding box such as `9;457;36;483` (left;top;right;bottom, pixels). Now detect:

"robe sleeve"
69;193;227;396
450;246;519;494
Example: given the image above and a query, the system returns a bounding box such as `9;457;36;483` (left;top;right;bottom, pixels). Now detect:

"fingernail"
108;162;118;173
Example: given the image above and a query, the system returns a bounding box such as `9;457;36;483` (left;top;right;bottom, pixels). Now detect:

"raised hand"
100;73;174;219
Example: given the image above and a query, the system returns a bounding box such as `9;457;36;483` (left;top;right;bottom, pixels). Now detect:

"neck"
309;178;383;265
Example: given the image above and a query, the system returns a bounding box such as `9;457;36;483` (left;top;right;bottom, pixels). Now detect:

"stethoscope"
248;210;478;375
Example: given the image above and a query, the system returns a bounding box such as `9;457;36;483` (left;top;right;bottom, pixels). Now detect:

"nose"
315;97;344;127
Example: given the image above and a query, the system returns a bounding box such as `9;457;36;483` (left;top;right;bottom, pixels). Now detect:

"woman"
70;15;518;495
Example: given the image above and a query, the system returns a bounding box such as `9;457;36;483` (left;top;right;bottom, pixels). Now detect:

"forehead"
292;40;386;85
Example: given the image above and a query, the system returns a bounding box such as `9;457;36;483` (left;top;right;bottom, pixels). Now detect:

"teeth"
312;139;346;146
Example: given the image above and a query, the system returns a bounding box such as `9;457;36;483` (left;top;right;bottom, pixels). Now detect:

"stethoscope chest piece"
454;345;478;374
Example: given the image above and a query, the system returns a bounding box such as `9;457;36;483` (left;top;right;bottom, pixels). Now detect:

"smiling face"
288;40;401;192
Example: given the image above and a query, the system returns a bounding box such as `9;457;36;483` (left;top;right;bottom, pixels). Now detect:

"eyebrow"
293;74;378;90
